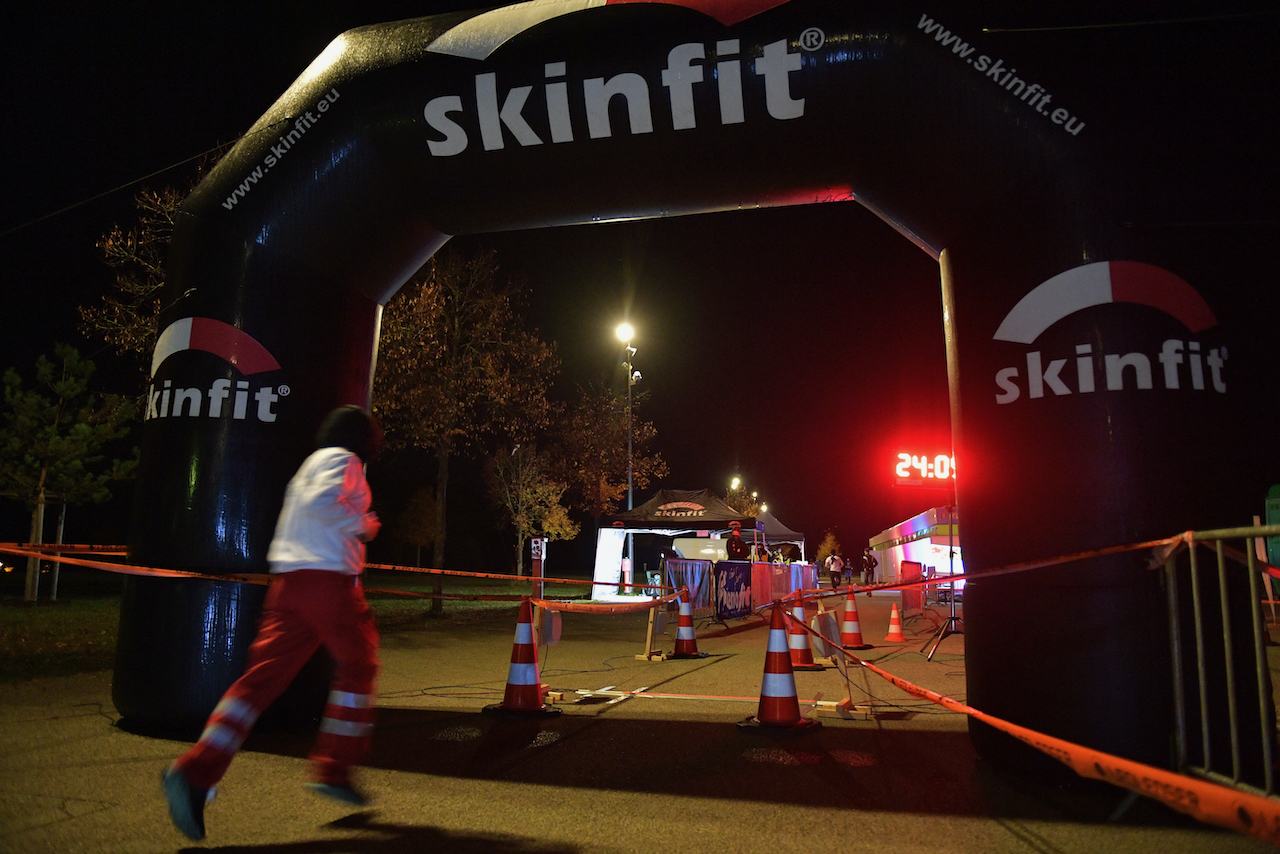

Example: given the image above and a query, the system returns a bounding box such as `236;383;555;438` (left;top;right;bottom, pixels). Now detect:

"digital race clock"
894;452;956;487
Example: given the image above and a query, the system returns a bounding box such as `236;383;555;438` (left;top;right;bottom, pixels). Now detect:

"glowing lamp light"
731;476;741;490
615;322;634;343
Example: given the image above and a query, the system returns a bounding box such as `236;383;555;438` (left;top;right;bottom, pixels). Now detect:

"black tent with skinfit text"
606;489;762;531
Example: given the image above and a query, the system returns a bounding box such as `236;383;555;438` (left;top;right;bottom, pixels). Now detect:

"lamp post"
616;323;639;592
615;323;637;512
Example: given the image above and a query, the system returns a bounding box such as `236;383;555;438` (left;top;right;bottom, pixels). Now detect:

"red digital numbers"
894;452;955;486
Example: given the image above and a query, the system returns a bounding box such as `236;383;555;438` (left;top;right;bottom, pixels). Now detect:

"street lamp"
615;323;639;513
616;323;641;593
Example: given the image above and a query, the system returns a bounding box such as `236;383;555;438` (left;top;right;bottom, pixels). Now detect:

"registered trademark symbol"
799;27;825;51
277;385;291;396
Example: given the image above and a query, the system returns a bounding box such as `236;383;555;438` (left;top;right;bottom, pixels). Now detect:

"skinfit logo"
146;317;287;423
422;0;808;158
655;501;708;518
992;261;1226;405
423;35;806;157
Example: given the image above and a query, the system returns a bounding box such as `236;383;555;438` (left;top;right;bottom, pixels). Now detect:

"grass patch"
0;598;121;682
0;568;593;681
364;570;592;629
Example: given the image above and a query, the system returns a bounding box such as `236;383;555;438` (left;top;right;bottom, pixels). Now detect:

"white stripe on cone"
761;672;797;698
768;629;789;653
507;662;538;686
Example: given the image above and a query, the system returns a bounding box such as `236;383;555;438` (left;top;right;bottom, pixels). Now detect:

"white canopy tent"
590;489;762;601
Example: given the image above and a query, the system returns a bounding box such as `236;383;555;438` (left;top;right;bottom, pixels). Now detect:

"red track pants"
173;570;380;788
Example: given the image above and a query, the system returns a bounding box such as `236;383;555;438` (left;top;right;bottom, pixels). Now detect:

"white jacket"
267;447;379;575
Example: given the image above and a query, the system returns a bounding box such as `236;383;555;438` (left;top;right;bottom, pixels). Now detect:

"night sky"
8;2;1269;570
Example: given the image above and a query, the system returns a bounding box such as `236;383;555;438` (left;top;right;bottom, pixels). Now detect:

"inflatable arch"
116;0;1278;777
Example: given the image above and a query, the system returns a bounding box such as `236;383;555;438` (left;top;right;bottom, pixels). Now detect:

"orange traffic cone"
841;590;872;650
788;596;825;671
884;602;906;642
484;598;561;718
668;588;708;659
739;602;820;730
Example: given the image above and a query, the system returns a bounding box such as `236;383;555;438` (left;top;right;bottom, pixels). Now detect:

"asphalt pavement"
1;592;1273;853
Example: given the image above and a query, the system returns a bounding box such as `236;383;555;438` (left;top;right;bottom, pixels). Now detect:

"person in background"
828;552;846;587
162;406;384;841
862;548;878;586
726;529;750;561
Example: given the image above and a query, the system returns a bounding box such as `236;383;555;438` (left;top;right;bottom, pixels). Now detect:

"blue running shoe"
161;765;212;840
305;781;369;806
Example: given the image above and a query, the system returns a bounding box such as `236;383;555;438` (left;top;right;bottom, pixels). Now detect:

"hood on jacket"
315;405;383;463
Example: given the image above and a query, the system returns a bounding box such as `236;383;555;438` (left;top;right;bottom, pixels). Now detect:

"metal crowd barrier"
1158;523;1280;798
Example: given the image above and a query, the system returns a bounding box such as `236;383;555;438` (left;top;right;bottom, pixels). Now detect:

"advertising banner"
714;561;752;620
665;559;713;616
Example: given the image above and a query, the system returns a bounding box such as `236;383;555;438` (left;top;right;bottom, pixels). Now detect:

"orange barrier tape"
531;591;681;614
781;607;1280;846
791;533;1196;607
364;587;526;602
797;577;960;603
868;658;1280;844
986;532;1186;576
0;542;127;555
608;579;679;593
366;561;603;588
1215;542;1280;580
0;544;634;604
0;547;554;601
12;529;1203;599
0;546;596;596
0;545;271;585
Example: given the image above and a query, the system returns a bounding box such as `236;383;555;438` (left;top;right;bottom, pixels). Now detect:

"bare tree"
724;482;763;517
80;155;223;385
374;248;558;608
815;531;842;565
485;443;579;576
556;385;667;524
391;485;437;567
